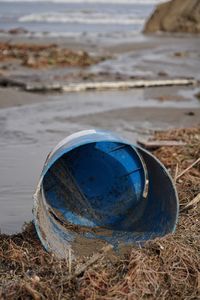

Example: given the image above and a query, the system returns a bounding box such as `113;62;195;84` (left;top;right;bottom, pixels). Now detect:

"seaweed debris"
0;42;105;68
0;127;200;299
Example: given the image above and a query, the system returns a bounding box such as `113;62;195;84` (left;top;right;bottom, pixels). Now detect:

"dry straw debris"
0;127;199;300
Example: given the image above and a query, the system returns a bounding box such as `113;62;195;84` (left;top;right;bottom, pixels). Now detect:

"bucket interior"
42;141;146;231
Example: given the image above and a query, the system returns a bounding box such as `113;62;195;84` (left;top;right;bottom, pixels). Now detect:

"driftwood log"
0;76;197;93
60;78;196;92
137;139;186;150
0;77;26;89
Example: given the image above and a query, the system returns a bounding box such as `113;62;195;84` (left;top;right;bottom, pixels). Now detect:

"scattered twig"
174;163;179;183
180;193;200;212
69;244;113;280
23;283;42;300
56;244;113;287
137;139;186;150
176;158;200;180
68;247;72;275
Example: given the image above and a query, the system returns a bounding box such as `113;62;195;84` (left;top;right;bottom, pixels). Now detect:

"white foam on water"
0;0;166;4
0;0;162;36
19;11;145;25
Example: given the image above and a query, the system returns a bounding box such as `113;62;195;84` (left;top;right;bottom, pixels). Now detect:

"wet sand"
1;34;200;88
0;87;199;234
0;34;199;233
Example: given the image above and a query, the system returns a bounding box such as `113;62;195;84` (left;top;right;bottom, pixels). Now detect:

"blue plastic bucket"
33;130;179;258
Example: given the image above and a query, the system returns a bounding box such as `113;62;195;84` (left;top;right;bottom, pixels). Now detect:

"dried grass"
0;126;199;300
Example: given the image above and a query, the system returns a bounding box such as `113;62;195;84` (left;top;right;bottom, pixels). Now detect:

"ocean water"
0;0;164;38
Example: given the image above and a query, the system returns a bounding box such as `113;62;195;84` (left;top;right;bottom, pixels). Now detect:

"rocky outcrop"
144;0;200;34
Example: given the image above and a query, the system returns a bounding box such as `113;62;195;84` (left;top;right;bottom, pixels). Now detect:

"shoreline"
0;86;199;235
0;32;199;235
0;33;200;109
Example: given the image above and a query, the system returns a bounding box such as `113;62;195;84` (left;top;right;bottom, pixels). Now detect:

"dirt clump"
0;126;200;299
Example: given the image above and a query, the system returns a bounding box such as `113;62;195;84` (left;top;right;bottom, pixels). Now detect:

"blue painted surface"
43;140;146;230
34;129;179;256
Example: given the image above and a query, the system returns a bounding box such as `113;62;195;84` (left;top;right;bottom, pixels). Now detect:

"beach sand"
0;33;200;233
0;1;200;298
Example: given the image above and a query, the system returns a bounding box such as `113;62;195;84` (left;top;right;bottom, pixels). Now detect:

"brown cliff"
144;0;200;34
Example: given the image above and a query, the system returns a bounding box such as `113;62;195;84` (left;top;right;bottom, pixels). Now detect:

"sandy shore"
0;33;199;233
0;2;200;297
0;86;199;234
1;34;200;89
